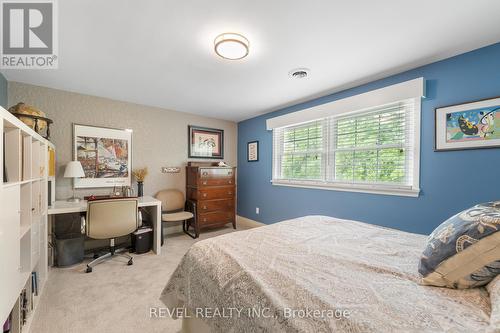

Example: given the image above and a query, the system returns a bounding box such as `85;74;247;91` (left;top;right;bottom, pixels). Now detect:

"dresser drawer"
199;168;234;178
198;177;234;186
198;199;234;213
198;186;235;200
198;211;233;226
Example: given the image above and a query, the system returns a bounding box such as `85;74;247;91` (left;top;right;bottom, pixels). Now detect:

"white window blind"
330;100;415;186
272;99;420;197
273;120;325;181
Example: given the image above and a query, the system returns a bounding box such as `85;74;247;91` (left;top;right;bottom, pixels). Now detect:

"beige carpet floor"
29;225;250;333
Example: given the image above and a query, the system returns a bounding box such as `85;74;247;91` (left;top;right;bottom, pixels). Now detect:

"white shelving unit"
0;106;55;333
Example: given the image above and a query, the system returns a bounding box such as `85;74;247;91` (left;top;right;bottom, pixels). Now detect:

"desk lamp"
64;161;85;202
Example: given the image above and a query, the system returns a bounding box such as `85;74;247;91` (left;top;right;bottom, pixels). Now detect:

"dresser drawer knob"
202;206;207;210
203;218;207;222
228;191;232;195
228;180;232;184
202;172;208;176
203;193;207;197
202;181;207;185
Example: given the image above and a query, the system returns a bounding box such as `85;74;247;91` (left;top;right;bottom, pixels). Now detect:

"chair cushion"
155;189;185;211
162;211;194;222
419;201;500;289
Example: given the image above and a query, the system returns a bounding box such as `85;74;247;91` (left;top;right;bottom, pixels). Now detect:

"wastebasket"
131;227;153;254
56;233;84;267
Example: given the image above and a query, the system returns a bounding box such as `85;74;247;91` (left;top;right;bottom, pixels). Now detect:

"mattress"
161;215;495;332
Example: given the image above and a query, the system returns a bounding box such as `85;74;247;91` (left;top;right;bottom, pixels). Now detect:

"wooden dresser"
186;164;236;238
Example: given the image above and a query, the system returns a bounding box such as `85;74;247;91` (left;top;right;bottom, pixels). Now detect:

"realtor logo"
1;0;58;69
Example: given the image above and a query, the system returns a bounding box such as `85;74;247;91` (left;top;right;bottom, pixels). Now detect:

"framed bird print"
435;97;500;151
188;125;224;159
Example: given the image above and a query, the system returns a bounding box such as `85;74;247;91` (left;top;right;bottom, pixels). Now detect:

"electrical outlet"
256;207;260;214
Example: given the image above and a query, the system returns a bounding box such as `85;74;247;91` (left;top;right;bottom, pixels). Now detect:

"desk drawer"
198;199;234;213
198;187;234;200
198;211;233;226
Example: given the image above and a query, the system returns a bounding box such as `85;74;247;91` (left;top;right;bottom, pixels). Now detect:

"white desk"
48;196;162;255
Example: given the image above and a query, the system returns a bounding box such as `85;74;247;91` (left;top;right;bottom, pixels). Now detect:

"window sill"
271;179;420;197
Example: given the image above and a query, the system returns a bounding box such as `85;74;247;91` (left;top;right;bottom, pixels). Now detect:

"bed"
160;215;498;332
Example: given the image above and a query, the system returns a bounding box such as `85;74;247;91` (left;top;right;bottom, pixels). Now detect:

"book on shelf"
31;272;38;297
2;312;11;333
20;289;27;326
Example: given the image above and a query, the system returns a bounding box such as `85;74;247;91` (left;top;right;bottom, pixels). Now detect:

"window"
272;99;420;197
273;120;324;180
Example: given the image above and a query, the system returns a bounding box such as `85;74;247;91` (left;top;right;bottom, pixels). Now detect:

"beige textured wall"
8;81;237;200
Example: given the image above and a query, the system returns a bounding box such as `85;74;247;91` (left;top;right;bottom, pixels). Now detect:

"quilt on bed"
160;216;495;332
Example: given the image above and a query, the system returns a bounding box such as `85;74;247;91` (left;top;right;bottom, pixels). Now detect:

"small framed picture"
435;96;500;151
247;141;259;162
188;125;224;159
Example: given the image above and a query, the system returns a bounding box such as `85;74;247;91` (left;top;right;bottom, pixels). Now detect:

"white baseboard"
162;216;264;236
236;215;265;228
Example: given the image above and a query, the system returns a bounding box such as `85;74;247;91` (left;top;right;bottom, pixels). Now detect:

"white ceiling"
3;0;500;122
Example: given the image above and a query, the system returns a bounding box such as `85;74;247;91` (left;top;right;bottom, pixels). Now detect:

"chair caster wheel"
86;267;92;273
128;259;133;266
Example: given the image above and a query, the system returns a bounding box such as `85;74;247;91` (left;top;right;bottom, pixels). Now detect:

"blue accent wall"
237;42;500;235
0;73;7;108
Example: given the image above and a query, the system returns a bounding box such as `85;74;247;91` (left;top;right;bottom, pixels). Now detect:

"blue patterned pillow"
419;201;500;289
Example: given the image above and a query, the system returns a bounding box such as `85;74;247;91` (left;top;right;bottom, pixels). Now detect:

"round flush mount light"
289;68;310;79
214;33;249;60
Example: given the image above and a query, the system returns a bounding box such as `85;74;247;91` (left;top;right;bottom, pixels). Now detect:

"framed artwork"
247;141;259;162
73;124;132;188
188;125;224;159
435;97;500;151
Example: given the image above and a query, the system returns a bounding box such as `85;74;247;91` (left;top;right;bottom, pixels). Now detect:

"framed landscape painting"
73;124;132;188
188;125;224;159
435;97;500;151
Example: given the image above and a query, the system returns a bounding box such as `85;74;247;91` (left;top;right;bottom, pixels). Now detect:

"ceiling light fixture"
214;33;249;60
289;68;310;79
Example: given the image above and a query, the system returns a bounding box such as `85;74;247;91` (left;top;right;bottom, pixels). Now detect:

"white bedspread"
160;216;495;332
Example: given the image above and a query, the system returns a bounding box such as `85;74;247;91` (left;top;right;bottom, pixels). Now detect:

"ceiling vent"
289;68;310;79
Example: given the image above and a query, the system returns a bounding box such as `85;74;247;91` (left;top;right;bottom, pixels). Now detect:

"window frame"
271;98;421;197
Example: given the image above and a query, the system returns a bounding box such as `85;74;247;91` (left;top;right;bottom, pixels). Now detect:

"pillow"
419;201;500;289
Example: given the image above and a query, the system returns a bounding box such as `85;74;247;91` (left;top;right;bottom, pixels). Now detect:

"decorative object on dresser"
8;102;54;140
185;162;236;238
435;96;500;151
247;140;259;162
73;124;132;188
132;167;148;197
188;125;224;159
63;161;85;202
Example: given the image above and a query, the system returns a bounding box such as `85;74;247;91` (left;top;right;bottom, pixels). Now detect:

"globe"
8;102;47;130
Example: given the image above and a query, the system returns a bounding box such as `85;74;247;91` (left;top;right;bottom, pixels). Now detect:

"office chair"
81;198;141;273
155;189;197;241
